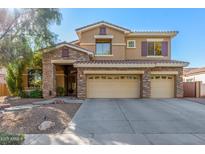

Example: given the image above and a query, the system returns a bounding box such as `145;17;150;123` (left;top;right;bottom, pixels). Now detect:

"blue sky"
50;9;205;67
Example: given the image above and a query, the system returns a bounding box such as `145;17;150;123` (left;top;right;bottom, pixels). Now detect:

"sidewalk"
23;133;93;145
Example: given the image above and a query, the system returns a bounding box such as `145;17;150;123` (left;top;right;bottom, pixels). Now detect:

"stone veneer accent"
76;67;184;99
77;68;87;98
42;46;89;98
142;69;151;98
42;45;184;99
175;68;184;97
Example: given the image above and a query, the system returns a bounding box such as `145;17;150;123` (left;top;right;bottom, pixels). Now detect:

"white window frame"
95;41;112;56
127;40;136;48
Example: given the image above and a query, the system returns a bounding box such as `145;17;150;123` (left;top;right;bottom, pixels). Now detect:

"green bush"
0;132;25;145
6;61;28;96
31;79;42;88
19;89;42;98
19;91;29;98
29;89;42;98
6;65;17;96
57;87;65;96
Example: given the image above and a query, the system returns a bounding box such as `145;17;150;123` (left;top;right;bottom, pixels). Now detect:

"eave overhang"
127;31;178;38
76;21;131;38
74;60;189;68
42;42;94;57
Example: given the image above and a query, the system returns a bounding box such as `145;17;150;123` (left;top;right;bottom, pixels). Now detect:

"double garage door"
87;75;140;98
86;74;175;98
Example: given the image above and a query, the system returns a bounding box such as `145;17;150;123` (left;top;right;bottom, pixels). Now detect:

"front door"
66;66;77;96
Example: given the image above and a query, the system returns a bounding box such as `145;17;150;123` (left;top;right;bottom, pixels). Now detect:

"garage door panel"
151;75;174;98
87;75;140;98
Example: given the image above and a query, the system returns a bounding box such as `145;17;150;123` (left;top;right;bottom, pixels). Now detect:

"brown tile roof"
184;67;205;76
75;21;178;35
76;59;189;65
69;40;79;44
132;30;178;33
40;42;94;56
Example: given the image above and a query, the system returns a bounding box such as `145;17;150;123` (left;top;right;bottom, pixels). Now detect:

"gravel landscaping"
5;98;46;106
0;103;81;134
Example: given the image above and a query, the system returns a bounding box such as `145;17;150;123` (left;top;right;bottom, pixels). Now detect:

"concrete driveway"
25;99;205;145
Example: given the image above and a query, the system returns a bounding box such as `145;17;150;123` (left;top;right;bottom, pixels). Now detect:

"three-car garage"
86;74;175;99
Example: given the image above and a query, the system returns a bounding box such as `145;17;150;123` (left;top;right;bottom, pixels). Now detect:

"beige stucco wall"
78;25;172;60
125;36;171;60
55;65;65;88
80;26;125;43
80;26;126;60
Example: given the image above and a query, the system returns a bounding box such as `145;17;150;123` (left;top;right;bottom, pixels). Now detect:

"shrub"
19;90;29;98
31;79;42;88
56;87;65;96
6;65;17;96
29;89;42;98
19;89;42;98
0;132;25;145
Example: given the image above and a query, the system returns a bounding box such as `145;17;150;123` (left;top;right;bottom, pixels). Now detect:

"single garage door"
87;75;140;98
151;75;175;98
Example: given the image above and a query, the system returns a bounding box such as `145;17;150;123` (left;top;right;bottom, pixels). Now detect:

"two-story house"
33;21;189;99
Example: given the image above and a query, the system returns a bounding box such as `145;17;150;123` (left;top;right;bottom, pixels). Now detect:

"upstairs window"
99;27;106;35
95;39;111;55
62;48;69;57
127;40;136;48
141;41;168;57
148;42;162;56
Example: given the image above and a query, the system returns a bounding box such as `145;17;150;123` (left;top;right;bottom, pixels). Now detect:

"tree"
31;51;43;69
6;59;28;96
1;8;62;96
0;8;62;66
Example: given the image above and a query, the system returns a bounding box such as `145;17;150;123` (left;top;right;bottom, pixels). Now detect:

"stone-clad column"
142;69;151;98
176;68;183;98
42;63;50;98
52;64;56;97
77;68;86;99
42;63;56;98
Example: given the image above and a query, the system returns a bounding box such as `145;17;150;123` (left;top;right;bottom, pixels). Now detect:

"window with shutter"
162;42;168;56
141;41;148;56
144;41;168;56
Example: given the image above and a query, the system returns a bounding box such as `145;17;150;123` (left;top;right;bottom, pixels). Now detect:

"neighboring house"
23;21;189;99
0;68;9;96
184;67;205;96
0;68;6;84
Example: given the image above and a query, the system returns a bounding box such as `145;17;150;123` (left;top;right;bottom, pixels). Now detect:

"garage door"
151;75;175;98
87;75;140;98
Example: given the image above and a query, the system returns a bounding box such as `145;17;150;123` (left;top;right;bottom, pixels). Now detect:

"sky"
50;8;205;67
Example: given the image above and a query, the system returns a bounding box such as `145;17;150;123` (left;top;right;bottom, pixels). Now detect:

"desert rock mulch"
0;103;81;134
5;98;46;106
